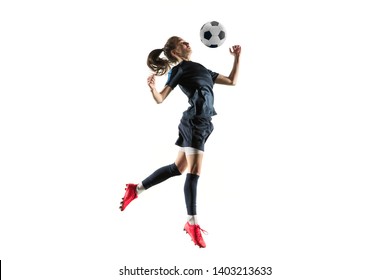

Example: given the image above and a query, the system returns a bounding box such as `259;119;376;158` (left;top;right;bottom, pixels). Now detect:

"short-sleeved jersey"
166;60;219;118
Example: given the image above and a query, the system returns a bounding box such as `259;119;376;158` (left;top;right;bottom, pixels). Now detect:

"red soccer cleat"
183;222;208;248
120;183;138;211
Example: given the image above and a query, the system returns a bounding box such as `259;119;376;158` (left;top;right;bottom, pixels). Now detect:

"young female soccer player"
120;36;241;248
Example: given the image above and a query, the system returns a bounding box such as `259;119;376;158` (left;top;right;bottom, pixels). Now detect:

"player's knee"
188;165;201;176
175;161;187;174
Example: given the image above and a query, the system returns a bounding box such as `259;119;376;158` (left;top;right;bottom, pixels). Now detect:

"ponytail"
146;36;181;76
147;48;171;76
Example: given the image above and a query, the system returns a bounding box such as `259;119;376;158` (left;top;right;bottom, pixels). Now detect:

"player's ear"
171;50;178;60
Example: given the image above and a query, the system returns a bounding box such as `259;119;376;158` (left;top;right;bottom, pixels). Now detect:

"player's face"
178;40;190;49
176;39;192;58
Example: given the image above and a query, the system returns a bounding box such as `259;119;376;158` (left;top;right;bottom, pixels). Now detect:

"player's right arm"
147;74;173;104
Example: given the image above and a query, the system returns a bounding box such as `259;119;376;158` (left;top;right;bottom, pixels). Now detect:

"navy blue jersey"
166;61;219;118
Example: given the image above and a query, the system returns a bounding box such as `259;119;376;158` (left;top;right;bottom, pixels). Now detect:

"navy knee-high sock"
142;163;181;189
184;173;199;215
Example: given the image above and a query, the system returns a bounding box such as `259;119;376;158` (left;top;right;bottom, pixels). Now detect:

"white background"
1;0;389;279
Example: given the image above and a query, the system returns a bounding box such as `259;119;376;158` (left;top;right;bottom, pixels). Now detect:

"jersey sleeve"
208;69;219;82
166;66;183;89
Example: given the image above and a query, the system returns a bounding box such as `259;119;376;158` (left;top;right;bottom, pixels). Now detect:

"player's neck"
177;54;191;63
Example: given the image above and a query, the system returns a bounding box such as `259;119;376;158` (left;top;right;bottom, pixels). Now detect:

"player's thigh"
175;151;188;173
185;153;203;175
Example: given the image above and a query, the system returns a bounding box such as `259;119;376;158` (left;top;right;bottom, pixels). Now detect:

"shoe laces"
194;225;208;239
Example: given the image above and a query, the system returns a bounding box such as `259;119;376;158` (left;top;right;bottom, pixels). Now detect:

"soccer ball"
200;21;226;48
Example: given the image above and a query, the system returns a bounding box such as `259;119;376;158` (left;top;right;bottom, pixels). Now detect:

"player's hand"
147;74;156;90
229;45;241;57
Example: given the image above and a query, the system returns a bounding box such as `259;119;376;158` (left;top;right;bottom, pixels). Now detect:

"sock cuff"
186;173;200;180
170;163;182;176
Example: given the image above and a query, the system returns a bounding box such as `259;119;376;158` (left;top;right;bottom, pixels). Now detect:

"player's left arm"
215;45;241;86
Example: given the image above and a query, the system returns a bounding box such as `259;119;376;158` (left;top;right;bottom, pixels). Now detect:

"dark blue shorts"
175;117;214;151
